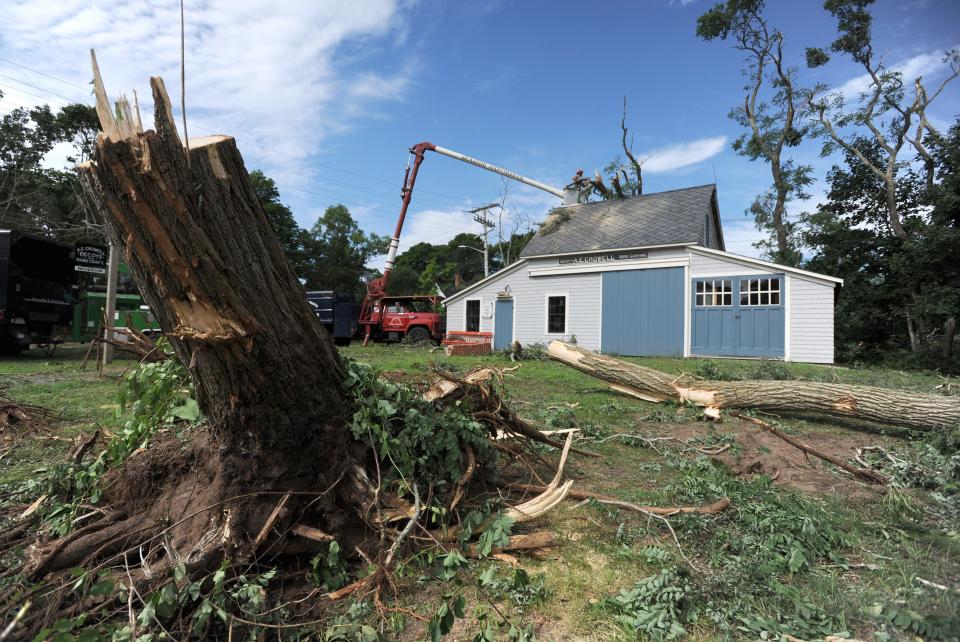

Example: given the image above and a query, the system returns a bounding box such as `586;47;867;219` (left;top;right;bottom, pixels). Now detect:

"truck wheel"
405;327;431;346
334;337;352;347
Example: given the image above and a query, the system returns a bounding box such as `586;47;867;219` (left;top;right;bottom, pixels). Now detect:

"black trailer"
306;291;357;346
0;230;76;354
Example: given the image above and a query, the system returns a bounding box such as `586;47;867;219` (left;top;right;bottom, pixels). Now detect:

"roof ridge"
552;183;716;211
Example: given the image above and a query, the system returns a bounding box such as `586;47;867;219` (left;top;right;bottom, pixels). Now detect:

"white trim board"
688;246;843;286
443;260;528;305
528;256;689;277
521;242;697;261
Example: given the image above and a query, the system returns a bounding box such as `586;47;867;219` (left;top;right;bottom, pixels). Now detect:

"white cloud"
641;136;727;173
0;0;415;190
836;47;959;100
718;218;764;259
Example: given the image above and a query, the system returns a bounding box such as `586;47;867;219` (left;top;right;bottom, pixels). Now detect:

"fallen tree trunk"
548;342;960;431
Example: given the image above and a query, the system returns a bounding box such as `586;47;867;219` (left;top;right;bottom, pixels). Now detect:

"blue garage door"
691;275;784;358
601;268;684;356
494;298;513;350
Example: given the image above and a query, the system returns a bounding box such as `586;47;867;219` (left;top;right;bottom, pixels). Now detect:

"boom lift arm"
359;142;570;345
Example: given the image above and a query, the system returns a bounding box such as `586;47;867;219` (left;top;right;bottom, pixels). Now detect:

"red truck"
359;295;444;344
358;141;569;346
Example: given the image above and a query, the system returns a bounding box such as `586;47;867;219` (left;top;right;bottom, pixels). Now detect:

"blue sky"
1;0;958;264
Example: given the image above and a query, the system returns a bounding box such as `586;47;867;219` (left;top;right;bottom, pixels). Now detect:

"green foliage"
604;457;855;640
803;127;960;372
694;360;727;381
0;96;101;243
343;358;494;514
496;342;548;361
310;541;349;591
247;178;388;298
427;593;467;642
37;347;200;535
751;359;794;380
304;204;390;296
607;568;697;641
865;602;960;642
475;512;515;557
478;566;549;613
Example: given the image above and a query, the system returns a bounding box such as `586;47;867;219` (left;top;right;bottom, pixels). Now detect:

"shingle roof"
519;184;721;258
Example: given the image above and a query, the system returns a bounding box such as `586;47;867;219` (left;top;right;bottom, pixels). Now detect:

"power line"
0;54;471;206
0;72;89;105
0;82;72;106
0;56;90;91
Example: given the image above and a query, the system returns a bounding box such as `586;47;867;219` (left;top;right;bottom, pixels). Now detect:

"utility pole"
467;203;497;278
102;242;119;364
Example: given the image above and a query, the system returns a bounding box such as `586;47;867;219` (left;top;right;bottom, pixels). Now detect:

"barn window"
546;295;567;334
695;280;732;306
740;277;781;306
465;299;480;332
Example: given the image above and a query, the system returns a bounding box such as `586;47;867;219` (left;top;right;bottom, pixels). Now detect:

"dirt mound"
647;419;886;498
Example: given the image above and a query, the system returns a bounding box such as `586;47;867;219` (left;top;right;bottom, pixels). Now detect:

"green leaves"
475;513;514;558
607;568;694;641
428;594;467;642
310;541;349;590
343;358;494;518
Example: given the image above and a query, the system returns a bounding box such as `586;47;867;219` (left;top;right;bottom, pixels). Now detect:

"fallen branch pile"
548;341;960;431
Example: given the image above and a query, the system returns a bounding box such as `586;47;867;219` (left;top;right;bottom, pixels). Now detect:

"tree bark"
64;68;362;573
80;76;348;456
943;316;957;371
547;342;960;431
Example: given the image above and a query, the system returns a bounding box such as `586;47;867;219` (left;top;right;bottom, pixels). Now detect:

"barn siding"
789;275;835;364
445;258;602;351
689;251;778;277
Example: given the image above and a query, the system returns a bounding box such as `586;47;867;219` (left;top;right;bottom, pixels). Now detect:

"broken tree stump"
55;55;361;577
547;341;960;431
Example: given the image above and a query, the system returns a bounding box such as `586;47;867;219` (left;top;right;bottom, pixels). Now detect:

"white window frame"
464;298;482;332
694;279;733;307
739;276;782;307
544;292;569;335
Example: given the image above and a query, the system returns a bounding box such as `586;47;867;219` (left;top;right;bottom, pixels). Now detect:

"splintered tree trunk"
81;75;346;453
548;342;960;431
39;64;362;578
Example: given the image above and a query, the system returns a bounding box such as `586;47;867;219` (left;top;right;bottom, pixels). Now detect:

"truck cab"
364;295;444;344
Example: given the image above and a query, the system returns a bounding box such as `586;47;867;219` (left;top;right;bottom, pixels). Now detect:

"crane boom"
359;141;568;345
431;146;566;199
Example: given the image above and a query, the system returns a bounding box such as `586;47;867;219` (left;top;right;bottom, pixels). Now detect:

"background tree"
697;0;810;266
805;0;958;242
303;204;389;296
803;125;960;371
0;93;101;242
576;98;646;201
249;170;310;279
804;0;959;354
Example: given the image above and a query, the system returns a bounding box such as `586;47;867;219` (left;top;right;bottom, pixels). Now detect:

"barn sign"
74;244;107;275
558;251;647;265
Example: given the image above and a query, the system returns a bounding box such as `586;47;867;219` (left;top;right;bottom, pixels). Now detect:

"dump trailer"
306;290;358;346
72;291;162;343
0;230;76;354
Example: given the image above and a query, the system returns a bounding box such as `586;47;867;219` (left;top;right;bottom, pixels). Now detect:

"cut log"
548;342;960;431
436;531;557;557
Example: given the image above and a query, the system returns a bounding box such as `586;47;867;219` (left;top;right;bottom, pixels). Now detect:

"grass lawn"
1;341;957;640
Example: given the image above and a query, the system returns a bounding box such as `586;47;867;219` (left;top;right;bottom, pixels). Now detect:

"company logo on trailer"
558;251;647;265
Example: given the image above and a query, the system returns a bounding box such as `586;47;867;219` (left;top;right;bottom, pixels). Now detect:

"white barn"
444;185;842;363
